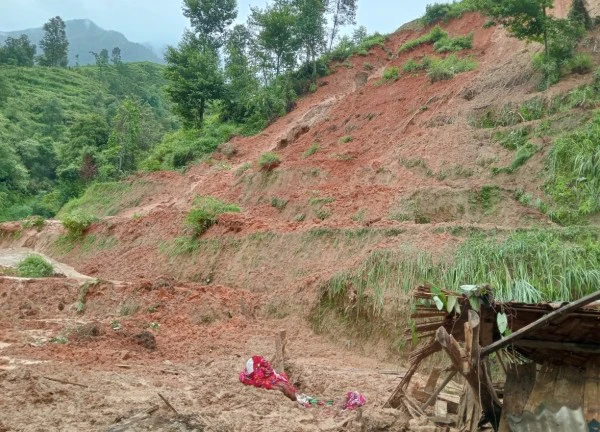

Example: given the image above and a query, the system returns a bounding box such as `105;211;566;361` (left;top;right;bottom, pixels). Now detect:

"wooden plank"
423;370;459;409
274;329;286;373
424;367;442;394
554;365;585;408
584;359;600;422
481;290;600;356
514;339;600;354
434;399;448;418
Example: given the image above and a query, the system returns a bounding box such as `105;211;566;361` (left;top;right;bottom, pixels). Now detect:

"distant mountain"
0;19;163;66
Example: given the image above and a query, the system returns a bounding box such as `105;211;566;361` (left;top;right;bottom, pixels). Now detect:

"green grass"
258;152;281;171
339;136;353;144
61;210;97;238
382;66;400;81
303;143;320;158
399;26;448;53
421;0;479;26
545;110;600;224
17;255;54;278
427;55;477;83
186;196;241;237
314;228;600;336
59;181;151;217
271;197;288;211
433;33;473;52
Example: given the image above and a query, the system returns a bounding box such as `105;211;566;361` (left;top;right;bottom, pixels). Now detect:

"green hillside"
0;19;162;66
0;62;177;221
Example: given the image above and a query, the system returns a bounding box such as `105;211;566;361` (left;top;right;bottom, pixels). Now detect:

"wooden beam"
514;339;600;354
423;369;458;409
481;290;600;357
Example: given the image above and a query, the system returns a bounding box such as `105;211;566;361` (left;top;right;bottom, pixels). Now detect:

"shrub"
363;63;374;71
186;196;241;237
303;143;320;158
21;215;45;231
566;53;593;75
399;26;448;53
403;59;422;73
258;152;281;170
421;1;479;26
383;66;400;81
433;33;473;52
427;55;477;83
339;136;353;143
17;255;54;278
62;210;96;237
271;197;288;211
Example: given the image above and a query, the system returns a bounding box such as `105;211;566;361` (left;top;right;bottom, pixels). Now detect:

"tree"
15;138;58;191
39;16;69;67
294;0;327;78
102;97;159;176
352;25;368;45
249;1;300;82
111;47;122;65
0;141;29;208
327;0;357;51
90;49;109;67
0;35;36;66
223;25;261;122
476;0;553;56
183;0;237;47
164;32;224;127
568;0;591;29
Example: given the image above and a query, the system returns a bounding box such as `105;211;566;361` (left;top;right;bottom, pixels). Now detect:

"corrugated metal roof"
507;406;587;432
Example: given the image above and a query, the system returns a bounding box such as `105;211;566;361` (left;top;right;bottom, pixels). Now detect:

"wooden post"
422;369;458;409
274;329;287;373
436;310;501;431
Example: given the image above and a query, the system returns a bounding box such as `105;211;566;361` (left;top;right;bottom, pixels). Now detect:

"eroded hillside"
1;5;600;431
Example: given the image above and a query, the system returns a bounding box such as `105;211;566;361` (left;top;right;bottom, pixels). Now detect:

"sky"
0;0;438;48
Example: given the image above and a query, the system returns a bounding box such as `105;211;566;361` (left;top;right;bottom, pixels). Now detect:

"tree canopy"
38;16;69;67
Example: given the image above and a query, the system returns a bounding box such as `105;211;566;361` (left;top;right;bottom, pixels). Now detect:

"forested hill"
0;19;162;66
0;62;177;221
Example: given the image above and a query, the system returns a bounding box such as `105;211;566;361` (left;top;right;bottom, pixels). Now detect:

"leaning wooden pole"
436;311;501;431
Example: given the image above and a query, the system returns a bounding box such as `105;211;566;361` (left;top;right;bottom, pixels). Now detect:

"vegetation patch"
433;33;473;52
17;255;54;278
59;181;151;217
61;210;97;238
421;1;479;26
186;196;241;237
382;66;400;82
303;143;319;158
399;26;448;53
545;110;600;224
258;152;281;171
271;197;288;211
427;55;477;83
312;228;600;351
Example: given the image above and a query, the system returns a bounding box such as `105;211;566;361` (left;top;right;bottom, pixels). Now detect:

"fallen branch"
43;376;88;388
107;405;159;432
158;393;179;415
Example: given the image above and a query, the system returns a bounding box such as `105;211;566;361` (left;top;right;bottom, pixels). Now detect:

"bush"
427;55;477;83
566;53;593;75
383;66;400;81
21;215;45;230
62;210;96;237
433;33;473;52
17;255;54;278
421;1;478;25
186;196;241;237
258;152;281;170
339;136;353;143
399;26;448;53
303;143;320;158
271;197;288;211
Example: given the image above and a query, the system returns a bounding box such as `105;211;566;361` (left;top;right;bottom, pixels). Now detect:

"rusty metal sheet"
507;406;587;432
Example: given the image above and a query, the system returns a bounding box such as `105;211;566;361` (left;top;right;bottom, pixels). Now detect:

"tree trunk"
328;0;340;52
543;6;549;57
197;98;205;128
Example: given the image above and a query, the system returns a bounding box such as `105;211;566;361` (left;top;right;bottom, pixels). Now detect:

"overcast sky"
0;0;438;47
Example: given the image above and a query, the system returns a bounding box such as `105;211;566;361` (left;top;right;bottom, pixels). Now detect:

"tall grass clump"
383;66;400;81
186;196;241;237
427;55;477;82
399;26;448;53
17;255;54;278
421;1;479;26
258;152;282;171
316;229;600;331
433;33;473;52
546;111;600;224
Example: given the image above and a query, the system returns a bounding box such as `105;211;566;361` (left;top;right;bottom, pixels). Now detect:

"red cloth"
239;356;293;392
